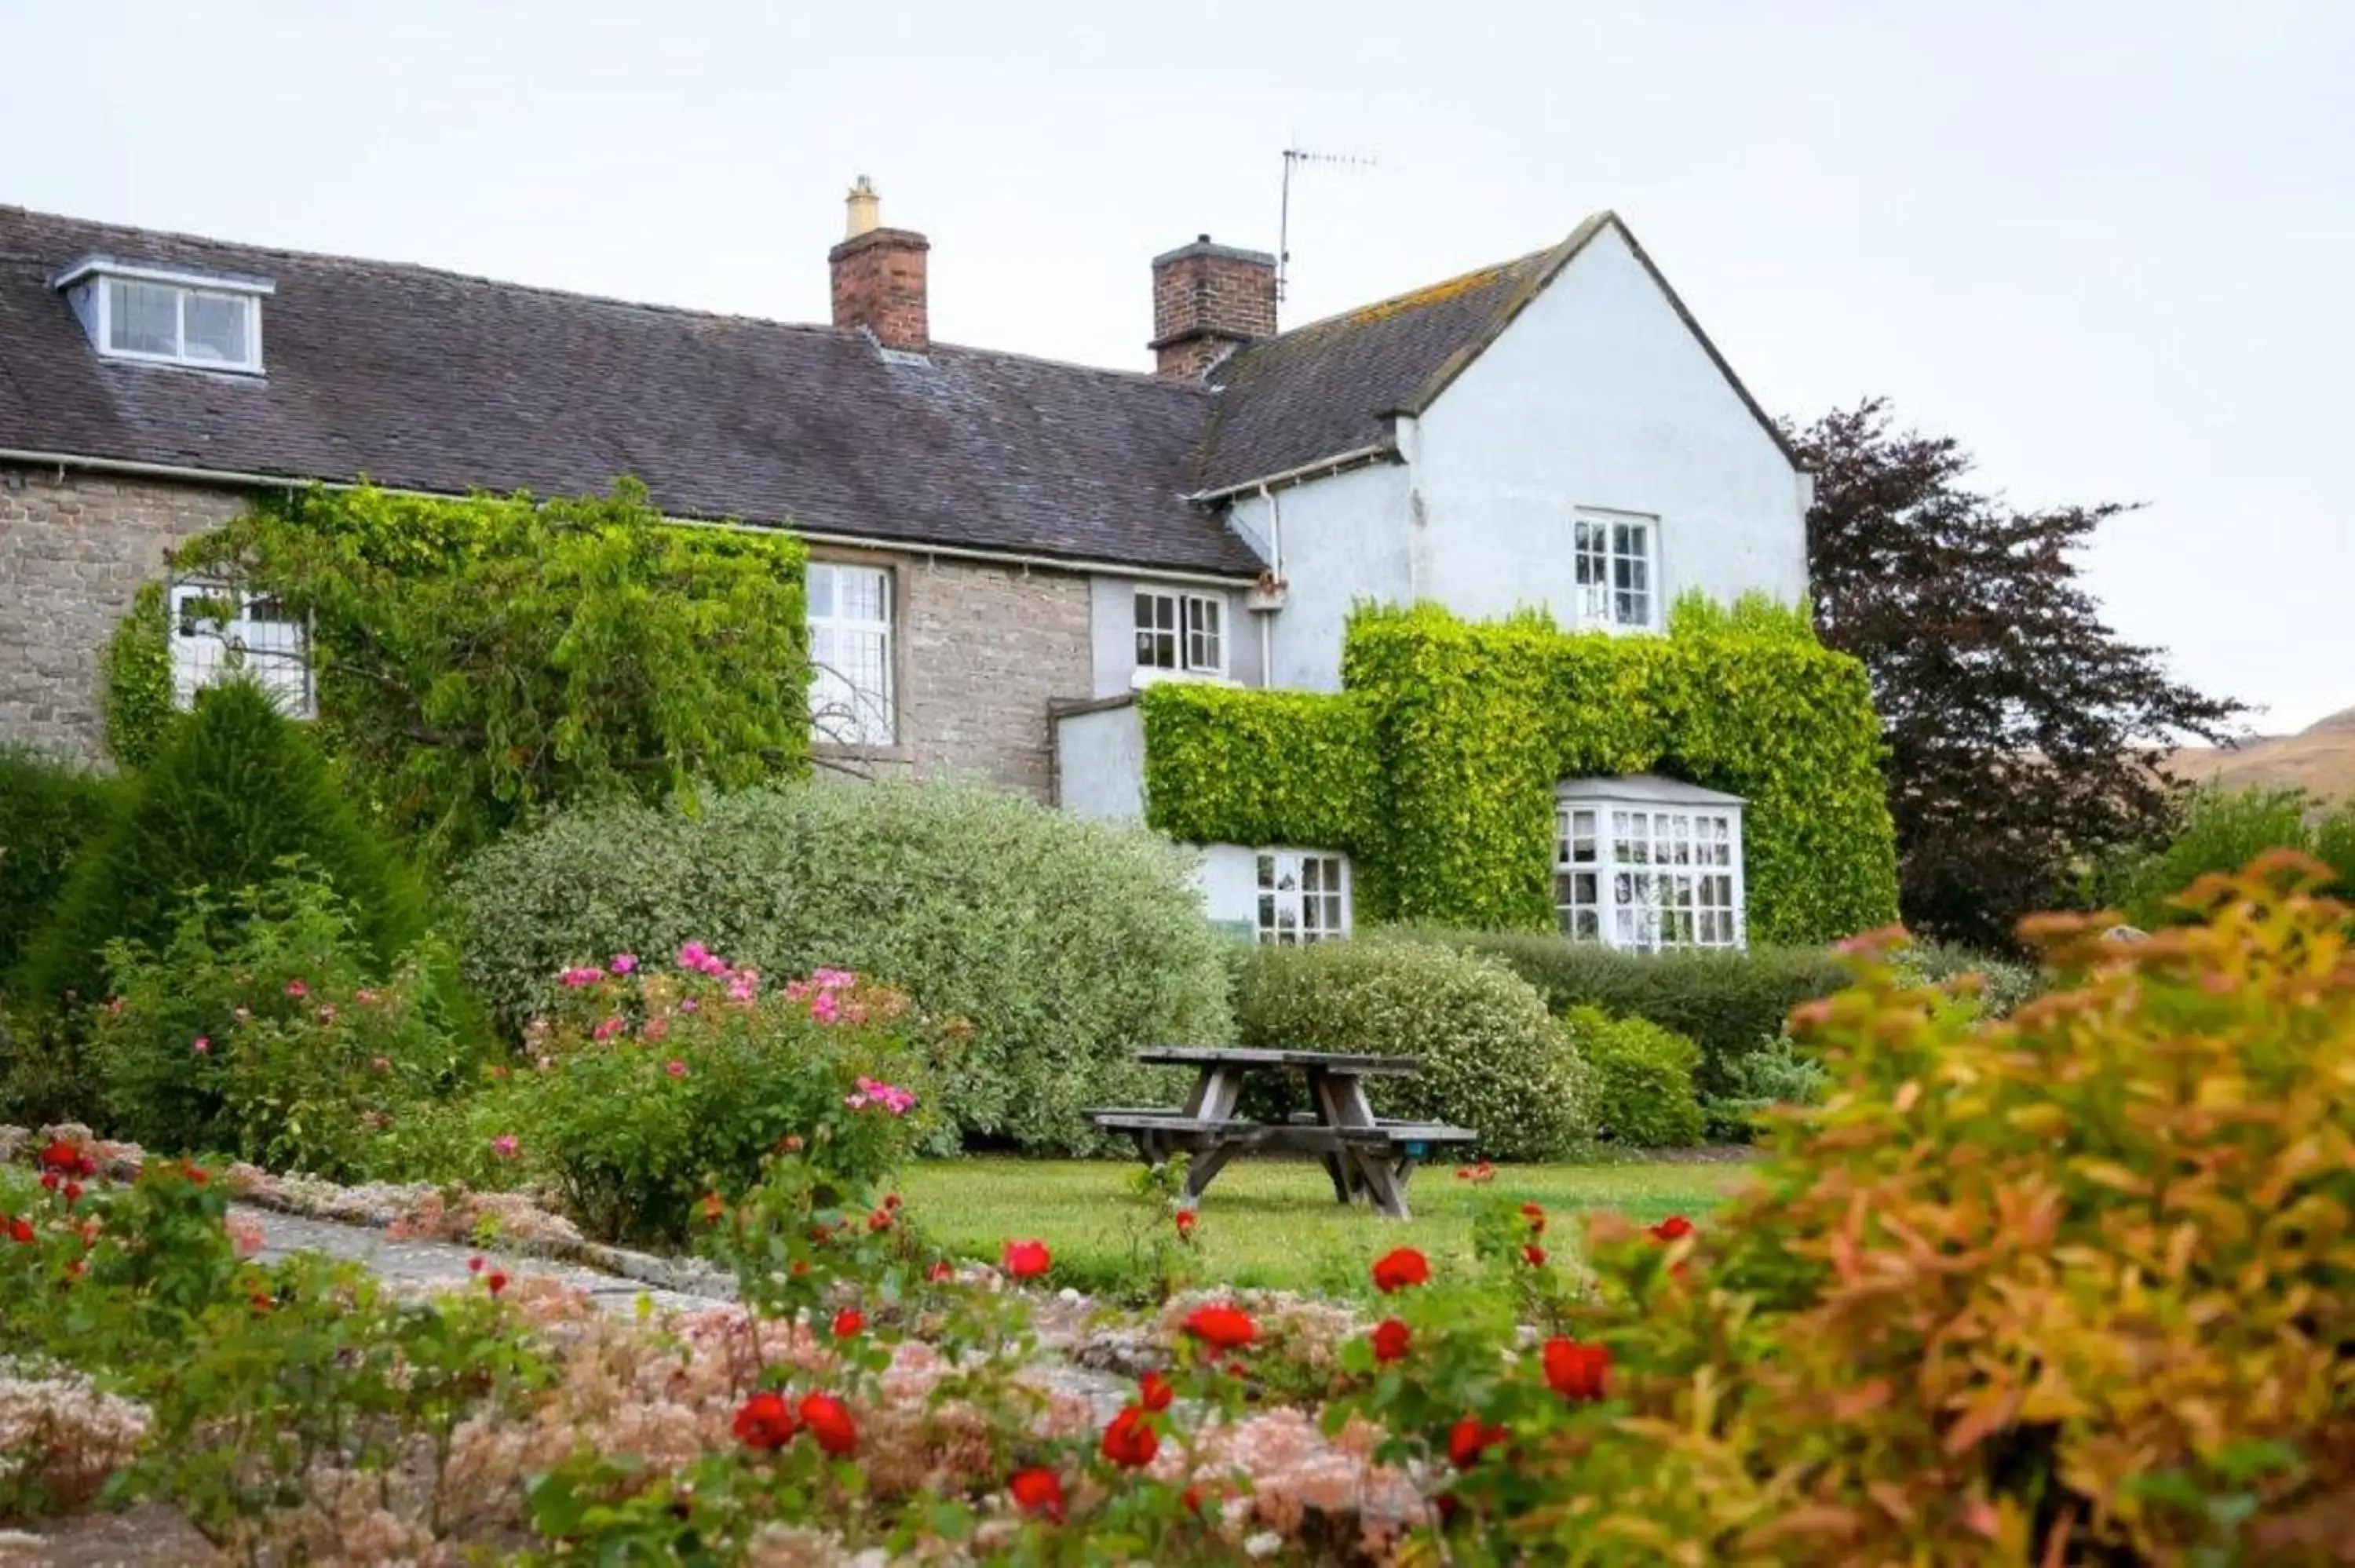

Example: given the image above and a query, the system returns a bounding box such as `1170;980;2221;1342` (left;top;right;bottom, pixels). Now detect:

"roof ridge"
1258;242;1563;345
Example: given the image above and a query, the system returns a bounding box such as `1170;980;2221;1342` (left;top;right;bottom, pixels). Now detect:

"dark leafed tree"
1792;399;2244;950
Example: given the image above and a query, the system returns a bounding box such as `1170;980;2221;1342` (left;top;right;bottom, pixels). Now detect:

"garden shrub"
1232;937;1591;1161
1561;1006;1702;1148
1393;925;1849;1101
88;870;482;1177
1892;937;2041;1016
2092;784;2355;931
468;948;944;1245
0;746;120;979
452;780;1233;1154
11;681;433;1011
1454;853;2355;1562
1700;1032;1831;1141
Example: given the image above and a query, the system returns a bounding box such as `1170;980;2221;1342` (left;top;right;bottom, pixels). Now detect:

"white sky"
4;1;2348;732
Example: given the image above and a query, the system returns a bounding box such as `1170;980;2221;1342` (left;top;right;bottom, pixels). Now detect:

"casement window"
1256;850;1350;944
1554;778;1744;951
1134;589;1225;678
1572;512;1656;631
53;260;270;374
808;562;895;746
169;584;312;717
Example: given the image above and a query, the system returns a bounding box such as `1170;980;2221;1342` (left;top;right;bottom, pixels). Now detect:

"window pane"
109;280;178;356
806;564;834;618
184;292;249;363
838;567;888;623
1257;895;1276;939
1574;909;1599;939
1257;855;1275;890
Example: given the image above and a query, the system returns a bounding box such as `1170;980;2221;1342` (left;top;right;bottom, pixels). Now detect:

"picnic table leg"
1317;1151;1353;1203
1180;1144;1239;1211
1309;1071;1414;1220
1181;1067;1240;1123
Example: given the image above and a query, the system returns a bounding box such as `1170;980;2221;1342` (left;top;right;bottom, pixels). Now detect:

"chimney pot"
1149;235;1278;380
829;177;929;353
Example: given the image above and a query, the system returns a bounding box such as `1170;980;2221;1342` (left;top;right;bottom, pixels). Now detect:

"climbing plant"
107;480;810;863
1140;596;1897;946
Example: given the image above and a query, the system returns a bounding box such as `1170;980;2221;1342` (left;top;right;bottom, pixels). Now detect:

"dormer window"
51;257;271;374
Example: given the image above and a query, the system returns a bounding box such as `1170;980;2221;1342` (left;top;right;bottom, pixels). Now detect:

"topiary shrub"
1389;926;1849;1101
451;780;1232;1154
0;746;121;979
1482;852;2355;1561
1561;1005;1702;1148
11;681;434;1011
1232;937;1591;1161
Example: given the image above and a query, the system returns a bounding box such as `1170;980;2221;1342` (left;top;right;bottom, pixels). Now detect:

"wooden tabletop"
1135;1046;1422;1075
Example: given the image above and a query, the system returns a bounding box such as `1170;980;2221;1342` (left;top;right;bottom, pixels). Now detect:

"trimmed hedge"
452;780;1234;1154
1141;597;1898;946
1394;926;1849;1101
1232;937;1592;1161
0;746;121;978
1563;1005;1703;1147
13;682;435;1010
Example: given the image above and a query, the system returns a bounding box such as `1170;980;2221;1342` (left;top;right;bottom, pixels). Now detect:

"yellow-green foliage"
1141;600;1897;944
1529;855;2355;1563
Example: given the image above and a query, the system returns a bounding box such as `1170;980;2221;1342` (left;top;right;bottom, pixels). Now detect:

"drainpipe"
1260;483;1280;686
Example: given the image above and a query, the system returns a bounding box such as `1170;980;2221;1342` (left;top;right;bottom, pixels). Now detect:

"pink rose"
491;1134;520;1160
665;1059;688;1079
610;953;639;975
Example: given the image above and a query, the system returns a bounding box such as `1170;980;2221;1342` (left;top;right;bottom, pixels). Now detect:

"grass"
896;1154;1749;1297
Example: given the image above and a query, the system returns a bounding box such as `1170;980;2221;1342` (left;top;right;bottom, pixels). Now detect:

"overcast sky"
5;1;2348;732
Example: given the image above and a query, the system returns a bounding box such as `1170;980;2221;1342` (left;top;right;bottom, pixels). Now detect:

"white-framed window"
169;583;312;717
1572;511;1656;631
1256;850;1350;944
808;561;895;746
1554;778;1744;951
1134;589;1225;678
53;260;270;374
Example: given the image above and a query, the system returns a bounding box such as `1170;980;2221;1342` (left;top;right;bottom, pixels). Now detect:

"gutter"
1182;441;1396;505
0;447;1262;590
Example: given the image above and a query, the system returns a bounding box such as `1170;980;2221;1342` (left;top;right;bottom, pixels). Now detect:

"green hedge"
1232;937;1592;1161
0;746;122;978
1140;598;1898;946
1563;1005;1703;1148
451;780;1234;1154
1393;926;1850;1101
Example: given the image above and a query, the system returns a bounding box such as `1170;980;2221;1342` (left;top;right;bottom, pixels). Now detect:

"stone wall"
0;464;249;761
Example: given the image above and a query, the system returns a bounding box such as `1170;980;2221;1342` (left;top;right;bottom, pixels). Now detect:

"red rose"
37;1140;79;1173
799;1392;857;1457
1371;1247;1431;1293
1447;1414;1509;1469
1648;1215;1694;1242
732;1391;798;1450
486;1271;509;1296
927;1260;955;1283
8;1217;35;1245
1009;1466;1066;1522
883;1192;902;1211
1181;1304;1258;1351
867;1209;893;1232
467;1255;484;1274
1139;1370;1174;1412
1520;1202;1546;1235
1542;1336;1610;1402
1371;1318;1411;1362
1100;1404;1159;1469
1002;1239;1052;1279
1521;1244;1548;1267
1174;1209;1197;1239
1181;1484;1207;1518
832;1307;864;1340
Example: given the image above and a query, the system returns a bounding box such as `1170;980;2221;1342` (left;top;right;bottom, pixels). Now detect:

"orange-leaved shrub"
1512;853;2355;1564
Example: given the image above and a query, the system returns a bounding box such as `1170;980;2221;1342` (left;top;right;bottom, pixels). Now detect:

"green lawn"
896;1155;1749;1296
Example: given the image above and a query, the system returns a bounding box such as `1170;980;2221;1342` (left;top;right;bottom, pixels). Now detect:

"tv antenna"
1279;146;1376;302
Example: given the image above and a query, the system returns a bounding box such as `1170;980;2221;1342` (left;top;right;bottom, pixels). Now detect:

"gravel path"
232;1202;732;1316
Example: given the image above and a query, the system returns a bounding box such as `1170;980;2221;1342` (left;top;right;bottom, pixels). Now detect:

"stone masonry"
0;463;249;761
893;552;1092;799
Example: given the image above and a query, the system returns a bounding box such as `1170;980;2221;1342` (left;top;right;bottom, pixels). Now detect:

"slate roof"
0;206;1264;577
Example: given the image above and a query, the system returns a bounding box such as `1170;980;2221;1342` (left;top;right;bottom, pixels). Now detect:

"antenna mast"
1279;146;1376;302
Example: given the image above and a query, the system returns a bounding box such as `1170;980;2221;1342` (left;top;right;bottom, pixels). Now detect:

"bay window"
1554;776;1744;951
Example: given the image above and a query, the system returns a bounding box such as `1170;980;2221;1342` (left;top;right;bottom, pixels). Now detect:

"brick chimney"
829;176;929;353
1150;235;1277;379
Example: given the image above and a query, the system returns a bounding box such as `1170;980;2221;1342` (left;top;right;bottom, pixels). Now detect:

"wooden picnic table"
1085;1046;1477;1220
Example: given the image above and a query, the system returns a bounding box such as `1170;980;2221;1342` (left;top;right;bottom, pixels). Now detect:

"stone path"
231;1202;733;1316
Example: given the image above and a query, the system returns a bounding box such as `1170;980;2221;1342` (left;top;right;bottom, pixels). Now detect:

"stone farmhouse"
0;181;1810;948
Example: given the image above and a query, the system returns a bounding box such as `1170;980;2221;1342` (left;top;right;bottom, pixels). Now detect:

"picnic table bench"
1086;1047;1477;1220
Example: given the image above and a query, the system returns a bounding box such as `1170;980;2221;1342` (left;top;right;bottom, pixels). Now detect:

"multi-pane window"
1256;851;1349;944
1572;512;1655;631
169;584;312;717
102;278;261;370
1134;590;1225;677
1554;784;1743;951
808;562;895;746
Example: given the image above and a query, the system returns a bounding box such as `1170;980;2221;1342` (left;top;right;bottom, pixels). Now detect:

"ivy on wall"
1139;596;1898;946
101;480;811;864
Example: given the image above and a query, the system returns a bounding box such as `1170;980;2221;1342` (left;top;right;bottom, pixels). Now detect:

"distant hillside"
2165;708;2355;800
